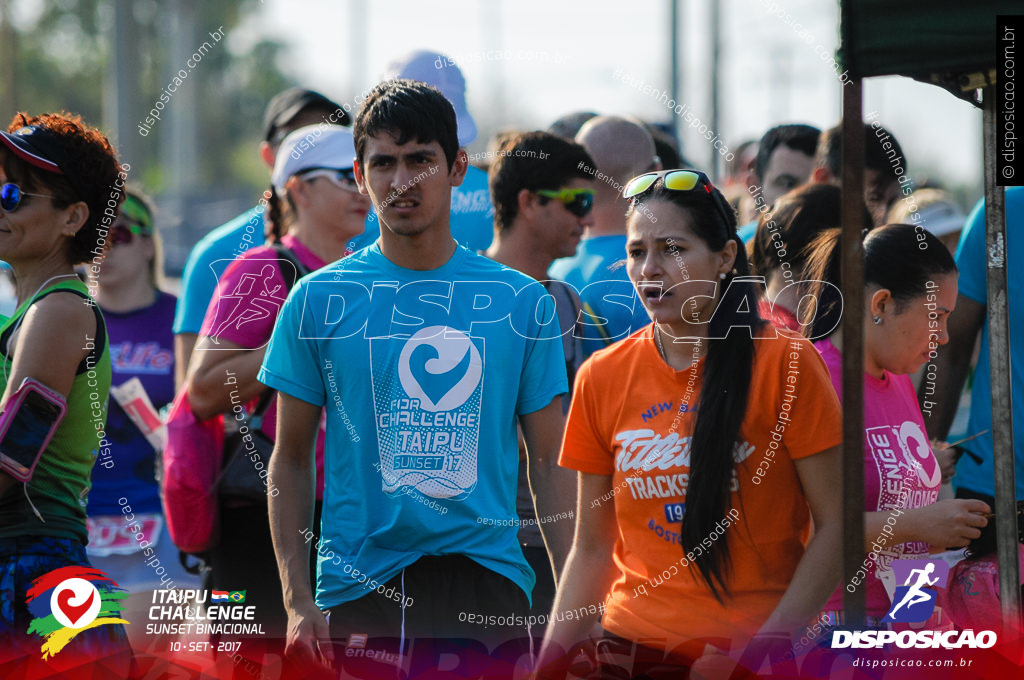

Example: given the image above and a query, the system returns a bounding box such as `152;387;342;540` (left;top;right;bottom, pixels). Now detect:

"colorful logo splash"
25;566;129;658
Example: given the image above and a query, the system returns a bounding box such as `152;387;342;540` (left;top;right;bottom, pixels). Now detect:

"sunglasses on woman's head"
0;183;55;212
536;187;595;217
622;170;735;234
299;168;359;192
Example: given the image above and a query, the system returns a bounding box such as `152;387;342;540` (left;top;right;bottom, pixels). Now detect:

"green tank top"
0;279;110;543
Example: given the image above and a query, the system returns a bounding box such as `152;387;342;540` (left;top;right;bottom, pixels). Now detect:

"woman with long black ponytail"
538;170;844;679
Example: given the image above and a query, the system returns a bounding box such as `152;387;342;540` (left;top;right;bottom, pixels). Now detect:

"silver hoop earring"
872;315;882;325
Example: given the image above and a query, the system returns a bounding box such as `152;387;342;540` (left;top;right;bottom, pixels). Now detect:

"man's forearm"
530;464;577;581
269;450;317;610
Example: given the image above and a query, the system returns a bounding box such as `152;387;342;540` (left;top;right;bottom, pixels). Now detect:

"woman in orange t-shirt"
537;170;844;679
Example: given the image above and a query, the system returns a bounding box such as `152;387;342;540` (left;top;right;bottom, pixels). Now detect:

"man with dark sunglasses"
549;116;662;358
483;130;594;630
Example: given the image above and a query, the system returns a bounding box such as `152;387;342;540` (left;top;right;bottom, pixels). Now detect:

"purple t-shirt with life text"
89;291;176;515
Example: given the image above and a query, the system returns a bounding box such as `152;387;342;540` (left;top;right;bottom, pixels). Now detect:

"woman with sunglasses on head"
187;125;369;655
0;113;132;669
536;170;844;679
86;189;199;650
800;225;989;636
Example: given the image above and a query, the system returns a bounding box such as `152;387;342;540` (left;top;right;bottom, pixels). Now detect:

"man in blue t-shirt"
548;116;659;357
260;79;569;668
172;87;348;387
924;187;1023;503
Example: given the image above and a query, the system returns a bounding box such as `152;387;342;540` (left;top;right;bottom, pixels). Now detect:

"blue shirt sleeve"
516;284;569;415
955;196;987;305
258;282;326;407
174;211;263;334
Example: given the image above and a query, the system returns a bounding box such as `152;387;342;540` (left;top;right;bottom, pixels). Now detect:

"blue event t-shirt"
347;165;495;253
258;243;567;608
173;206;265;335
952;187;1024;499
548;234;651;358
90;292;177;514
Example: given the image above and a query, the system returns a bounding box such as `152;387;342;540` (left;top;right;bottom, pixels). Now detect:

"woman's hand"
905;498;990;549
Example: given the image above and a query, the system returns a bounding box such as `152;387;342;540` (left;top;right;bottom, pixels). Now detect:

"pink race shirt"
816;338;941;616
200;234;328;498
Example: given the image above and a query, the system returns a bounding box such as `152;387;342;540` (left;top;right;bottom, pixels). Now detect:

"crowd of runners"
0;47;1020;680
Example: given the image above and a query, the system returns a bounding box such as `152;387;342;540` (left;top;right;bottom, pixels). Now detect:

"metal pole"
982;84;1021;631
670;0;681;150
0;0;16;120
840;77;866;627
105;0;137;167
709;0;721;178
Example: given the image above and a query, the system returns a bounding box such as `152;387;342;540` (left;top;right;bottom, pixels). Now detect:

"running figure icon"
883;559;950;623
888;562;939;617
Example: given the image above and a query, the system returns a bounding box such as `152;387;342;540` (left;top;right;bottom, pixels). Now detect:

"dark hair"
800;223;957;340
266;186;294;242
354;79;459;171
814;123;906;178
751;184;871;277
628;176;765;601
646;124;683;169
966;501;1024;560
754;124;820;180
4;112;124;265
488;131;595;231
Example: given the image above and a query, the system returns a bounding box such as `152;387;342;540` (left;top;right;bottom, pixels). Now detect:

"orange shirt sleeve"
777;334;842;460
558;359;615;474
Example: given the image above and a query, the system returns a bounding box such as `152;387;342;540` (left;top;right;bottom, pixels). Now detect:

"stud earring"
872;315;882;325
719;272;727;280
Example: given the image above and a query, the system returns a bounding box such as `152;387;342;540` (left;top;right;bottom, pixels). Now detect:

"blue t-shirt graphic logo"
883;559;950;623
377;326;484;500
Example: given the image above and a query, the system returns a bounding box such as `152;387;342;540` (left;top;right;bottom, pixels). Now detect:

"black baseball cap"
262;87;348;143
0;125;88;200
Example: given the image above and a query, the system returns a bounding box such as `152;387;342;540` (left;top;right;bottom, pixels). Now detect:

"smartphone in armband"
0;378;68;483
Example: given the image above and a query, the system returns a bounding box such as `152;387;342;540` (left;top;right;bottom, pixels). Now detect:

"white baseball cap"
272;124;357;192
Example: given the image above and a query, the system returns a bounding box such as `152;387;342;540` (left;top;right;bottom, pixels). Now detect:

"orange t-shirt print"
559;324;842;652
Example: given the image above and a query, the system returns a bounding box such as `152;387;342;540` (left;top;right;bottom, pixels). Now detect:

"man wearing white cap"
186;125;370;653
347;50;496;254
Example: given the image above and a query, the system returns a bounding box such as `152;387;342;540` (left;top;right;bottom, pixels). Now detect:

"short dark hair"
751;183;871;277
754;124;820;180
354;79;459;170
814;123;906;178
488;131;595;232
4;112;124;265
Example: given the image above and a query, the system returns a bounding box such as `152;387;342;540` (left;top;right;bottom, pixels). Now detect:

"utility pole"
0;0;16;120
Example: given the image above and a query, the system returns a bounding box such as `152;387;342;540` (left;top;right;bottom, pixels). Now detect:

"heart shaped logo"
55;585;96;627
397;326;482;412
409;342;472;406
